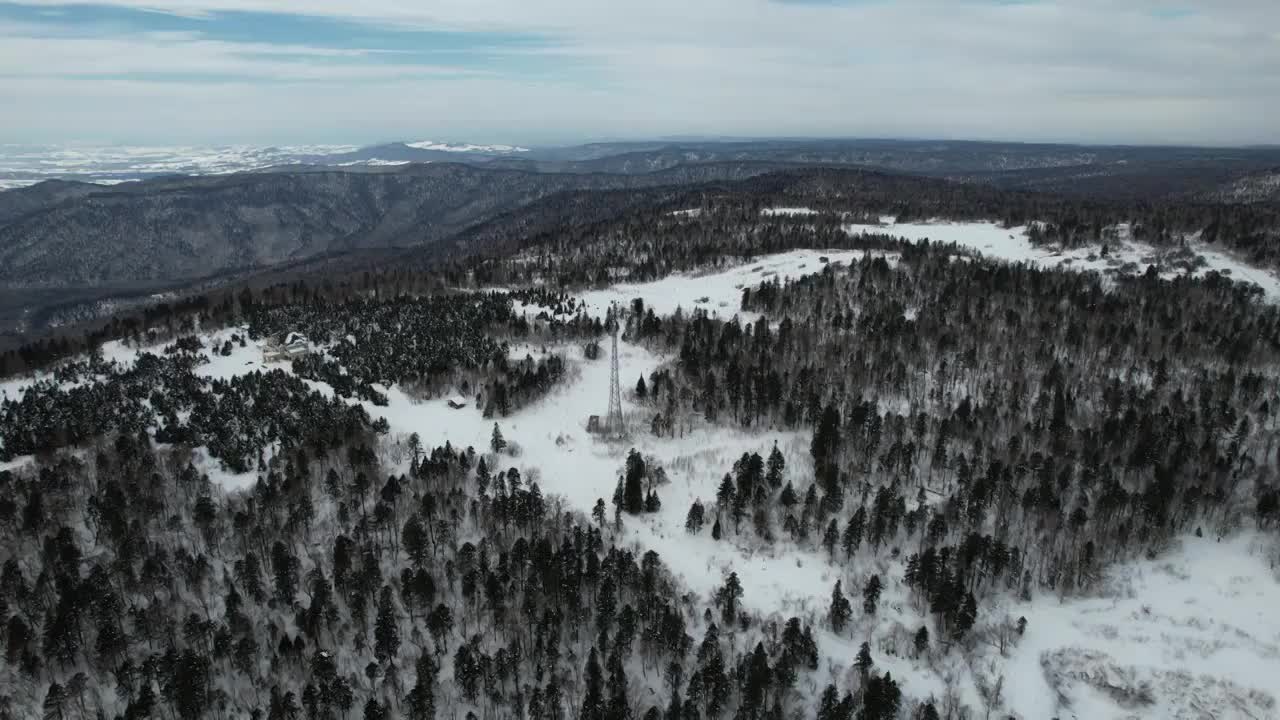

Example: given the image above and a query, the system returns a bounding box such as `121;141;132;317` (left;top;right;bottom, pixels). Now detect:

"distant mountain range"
0;140;529;189
6;138;1280;200
2;137;1279;343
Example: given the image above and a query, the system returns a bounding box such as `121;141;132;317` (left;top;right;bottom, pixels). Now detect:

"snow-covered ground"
999;532;1280;719
847;219;1280;302
0;143;360;188
762;207;820;216
0;339;142;402
404;140;528;153
574;248;873;321
0;139;526;189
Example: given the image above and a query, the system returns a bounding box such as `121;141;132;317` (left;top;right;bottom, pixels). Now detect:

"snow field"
847;219;1280;302
993;532;1280;719
574;248;872;322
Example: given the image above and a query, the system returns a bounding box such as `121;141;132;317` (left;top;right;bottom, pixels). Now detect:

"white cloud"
1;0;1278;145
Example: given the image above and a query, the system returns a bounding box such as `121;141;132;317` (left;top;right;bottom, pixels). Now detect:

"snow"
996;532;1280;719
0;456;32;473
574;248;873;322
762;207;820;216
336;159;412;167
847;219;1280;302
0;140;522;189
0;143;362;188
404;140;529;153
1192;245;1280;301
0;338;142;402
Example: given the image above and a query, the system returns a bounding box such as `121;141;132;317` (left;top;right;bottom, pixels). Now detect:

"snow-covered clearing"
846;219;1280;302
998;532;1280;719
0;339;142;402
762;207;820;216
574;248;873;321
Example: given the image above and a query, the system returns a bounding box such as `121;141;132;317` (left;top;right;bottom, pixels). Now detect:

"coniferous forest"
1;173;1279;720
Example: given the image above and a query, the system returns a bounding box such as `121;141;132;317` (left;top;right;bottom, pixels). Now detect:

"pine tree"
271;541;299;606
913;626;929;657
741;643;772;713
685;499;705;533
823;519;840;558
816;685;840;720
715;572;743;625
581;648;606;720
829;580;853;633
953;591;978;639
855;641;873;679
624;450;646;514
862;574;882;615
42;682;66;720
491;424;506;454
842;506;866;558
402;515;429;567
765;443;785;488
363;697;387;720
645;490;662;513
374;586;400;666
862;672;901;720
605;649;630;720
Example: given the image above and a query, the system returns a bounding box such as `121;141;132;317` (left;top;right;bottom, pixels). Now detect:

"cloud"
0;0;1277;145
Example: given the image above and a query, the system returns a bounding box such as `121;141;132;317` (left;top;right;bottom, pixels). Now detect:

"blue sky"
0;0;1277;146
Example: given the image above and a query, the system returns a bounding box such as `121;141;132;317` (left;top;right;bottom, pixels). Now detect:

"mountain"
0;140;523;189
9;138;1280;199
0;163;783;290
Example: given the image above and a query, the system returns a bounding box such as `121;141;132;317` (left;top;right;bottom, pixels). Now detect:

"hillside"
0;163;775;291
2;216;1278;719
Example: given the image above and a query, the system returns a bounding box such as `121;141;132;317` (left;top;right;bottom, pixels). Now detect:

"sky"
1;0;1278;147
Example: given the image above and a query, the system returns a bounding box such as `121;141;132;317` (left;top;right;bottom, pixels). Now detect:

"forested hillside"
2;192;1278;718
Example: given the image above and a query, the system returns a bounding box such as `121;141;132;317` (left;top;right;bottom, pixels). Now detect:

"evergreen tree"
581;648;606;720
816;685;840;720
913;626;929;657
374;586;400;666
765;444;785;489
715;572;743;625
491;424;506;454
862;575;883;616
855;641;874;679
823;519;840;558
605;649;630;720
829;580;853;633
685;500;706;533
842;507;866;558
624;450;647;515
953;591;978;639
42;682;66;720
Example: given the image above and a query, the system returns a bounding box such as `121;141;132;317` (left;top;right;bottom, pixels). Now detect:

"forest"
0;181;1278;719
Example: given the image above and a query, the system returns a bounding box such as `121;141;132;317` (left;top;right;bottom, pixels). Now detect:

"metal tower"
605;307;625;436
